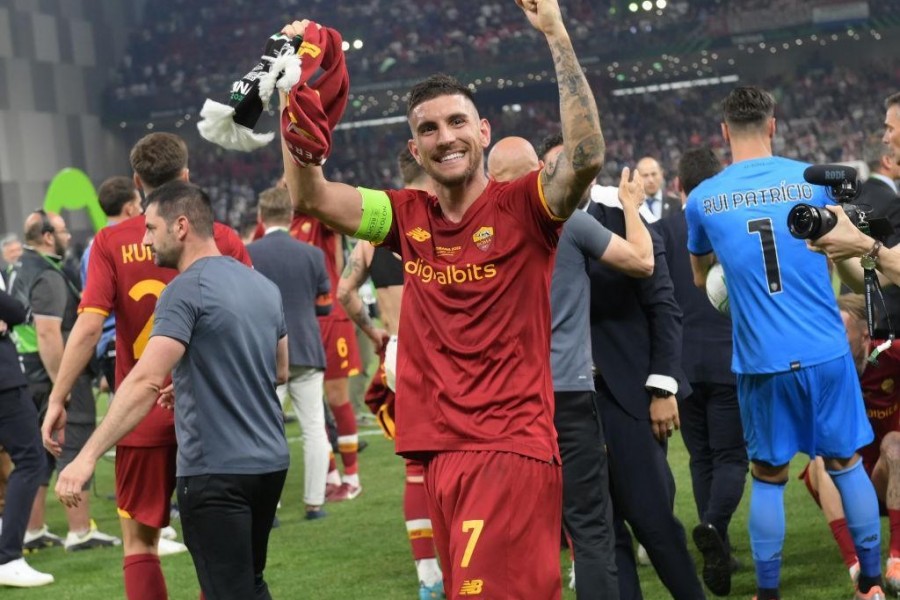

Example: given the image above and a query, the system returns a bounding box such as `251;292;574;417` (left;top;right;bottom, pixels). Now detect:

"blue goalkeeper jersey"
685;156;849;374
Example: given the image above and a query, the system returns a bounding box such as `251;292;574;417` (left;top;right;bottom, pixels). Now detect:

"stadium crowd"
103;0;900;120
4;0;900;599
174;59;898;231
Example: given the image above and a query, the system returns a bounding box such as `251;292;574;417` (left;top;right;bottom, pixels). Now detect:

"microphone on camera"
803;164;858;186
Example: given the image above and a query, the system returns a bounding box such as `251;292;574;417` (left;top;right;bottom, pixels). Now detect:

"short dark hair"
257;187;293;225
407;74;476;117
97;176;137;217
145;181;214;238
537;132;564;162
396;149;425;186
722;86;775;131
885;92;900;110
677;148;722;196
130;133;188;189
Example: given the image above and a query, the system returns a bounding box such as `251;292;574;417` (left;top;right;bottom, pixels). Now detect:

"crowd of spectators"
104;0;898;121
100;0;900;228
167;59;897;229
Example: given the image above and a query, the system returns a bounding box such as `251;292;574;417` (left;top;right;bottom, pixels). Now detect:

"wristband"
355;188;393;244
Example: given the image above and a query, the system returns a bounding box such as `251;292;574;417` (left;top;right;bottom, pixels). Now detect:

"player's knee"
120;520;159;554
751;460;789;483
881;431;900;463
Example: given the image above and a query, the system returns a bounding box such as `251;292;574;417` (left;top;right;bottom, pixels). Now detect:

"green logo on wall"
44;168;107;232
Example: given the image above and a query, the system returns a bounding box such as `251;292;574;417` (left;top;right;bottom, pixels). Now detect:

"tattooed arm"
518;0;604;219
337;241;389;348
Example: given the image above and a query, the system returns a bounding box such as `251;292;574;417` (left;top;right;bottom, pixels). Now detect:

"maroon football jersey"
381;170;563;462
859;340;900;473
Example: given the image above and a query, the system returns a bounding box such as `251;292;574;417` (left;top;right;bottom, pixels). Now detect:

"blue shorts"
736;353;873;466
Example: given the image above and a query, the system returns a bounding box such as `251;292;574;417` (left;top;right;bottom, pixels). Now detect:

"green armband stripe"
355;187;393;243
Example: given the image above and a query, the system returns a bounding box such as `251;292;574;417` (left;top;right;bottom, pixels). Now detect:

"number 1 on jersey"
747;218;783;294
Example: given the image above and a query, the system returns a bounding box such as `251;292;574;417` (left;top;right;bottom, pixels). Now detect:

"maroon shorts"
321;319;362;381
423;450;562;599
115;445;177;529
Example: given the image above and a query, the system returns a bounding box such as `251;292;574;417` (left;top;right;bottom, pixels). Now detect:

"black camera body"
787;164;892;241
787;201;864;240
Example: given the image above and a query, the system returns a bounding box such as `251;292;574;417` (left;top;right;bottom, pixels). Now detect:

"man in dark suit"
858;144;900;332
636;157;681;222
653;148;748;597
247;186;333;521
860;146;900;247
587;197;706;600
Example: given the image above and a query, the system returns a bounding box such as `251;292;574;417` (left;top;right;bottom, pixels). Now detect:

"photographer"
811;91;900;291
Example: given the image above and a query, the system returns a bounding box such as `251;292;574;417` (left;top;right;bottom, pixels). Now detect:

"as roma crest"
472;226;494;252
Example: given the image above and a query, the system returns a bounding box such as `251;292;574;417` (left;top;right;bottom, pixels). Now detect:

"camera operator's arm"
833;258;867;293
810;205;900;287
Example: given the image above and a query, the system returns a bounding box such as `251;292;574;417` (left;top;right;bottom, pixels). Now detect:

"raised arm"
280;135;364;236
599;167;653;277
520;0;604;219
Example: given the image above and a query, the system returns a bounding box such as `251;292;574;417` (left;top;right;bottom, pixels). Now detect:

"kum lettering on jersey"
120;242;155;264
380;171;563;463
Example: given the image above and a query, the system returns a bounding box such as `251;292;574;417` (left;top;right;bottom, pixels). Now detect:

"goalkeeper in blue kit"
686;86;884;600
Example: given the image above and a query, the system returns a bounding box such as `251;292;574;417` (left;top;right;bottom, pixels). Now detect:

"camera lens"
787;204;838;240
787;204;820;239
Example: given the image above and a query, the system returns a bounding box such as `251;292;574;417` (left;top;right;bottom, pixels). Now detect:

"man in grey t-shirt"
54;181;289;600
489;135;654;599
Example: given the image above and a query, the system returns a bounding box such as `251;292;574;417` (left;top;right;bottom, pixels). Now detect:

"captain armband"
354;187;393;244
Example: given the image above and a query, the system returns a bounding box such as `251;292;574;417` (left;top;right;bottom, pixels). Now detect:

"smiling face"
407;93;491;188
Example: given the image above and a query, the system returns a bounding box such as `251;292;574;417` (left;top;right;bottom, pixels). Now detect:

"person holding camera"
812;93;900;294
687;85;885;600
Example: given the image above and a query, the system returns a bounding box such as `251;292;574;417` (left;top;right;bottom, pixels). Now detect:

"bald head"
487;137;541;183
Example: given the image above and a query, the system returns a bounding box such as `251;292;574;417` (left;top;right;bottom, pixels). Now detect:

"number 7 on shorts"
460;519;484;568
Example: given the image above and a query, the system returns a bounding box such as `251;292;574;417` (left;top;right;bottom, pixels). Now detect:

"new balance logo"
458;580;483;596
406;227;431;242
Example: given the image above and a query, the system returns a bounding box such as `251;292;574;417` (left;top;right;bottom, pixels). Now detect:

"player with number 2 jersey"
79;215;251;525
